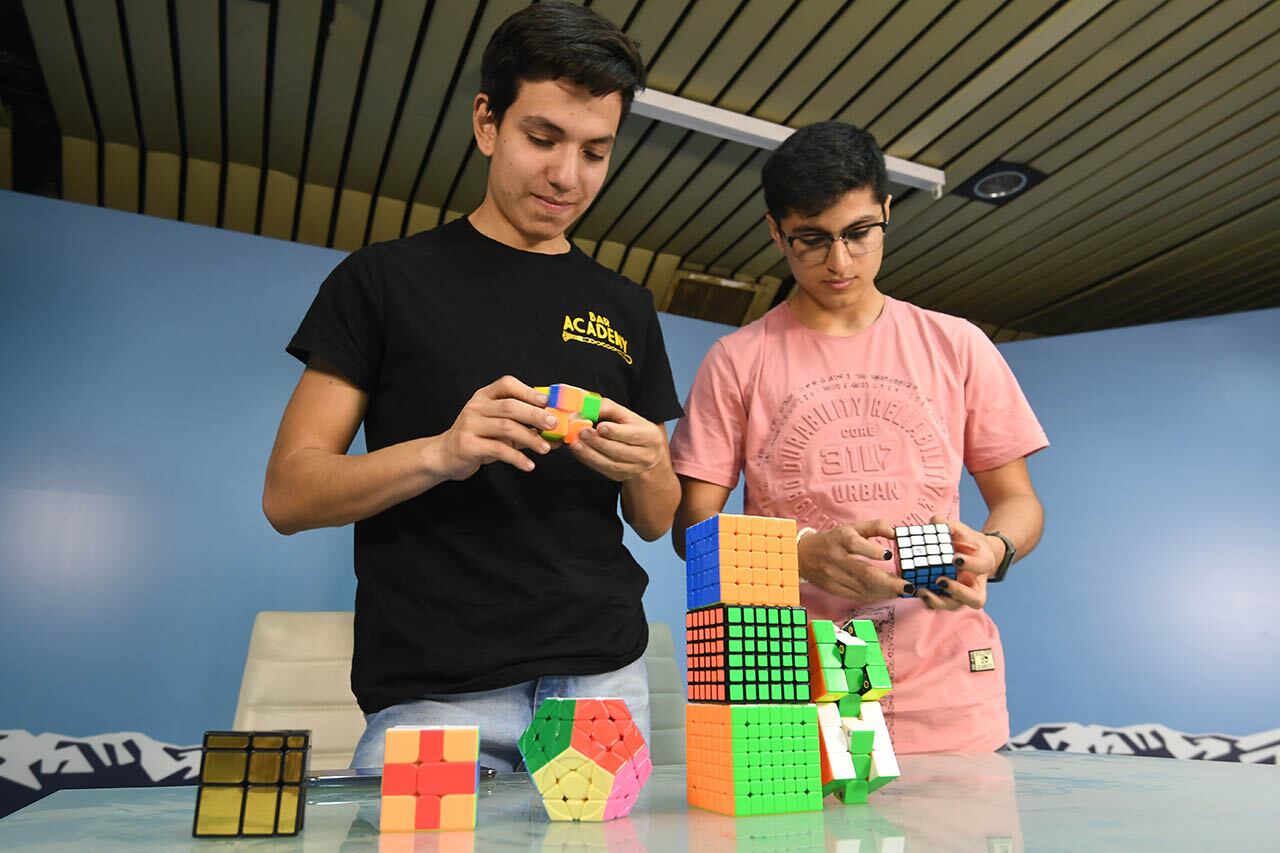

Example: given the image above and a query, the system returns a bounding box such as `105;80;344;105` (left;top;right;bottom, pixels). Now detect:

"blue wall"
2;189;1277;747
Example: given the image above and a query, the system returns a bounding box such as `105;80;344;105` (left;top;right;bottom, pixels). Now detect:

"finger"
595;396;644;424
852;518;897;541
477;439;537;473
937;576;983;609
836;526;895;562
475;417;553;454
592;420;655;446
917;587;961;611
578;429;649;463
483;396;562;433
569;434;625;479
485;375;548;407
834;557;911;598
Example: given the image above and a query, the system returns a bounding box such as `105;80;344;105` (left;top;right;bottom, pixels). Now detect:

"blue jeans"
350;657;650;771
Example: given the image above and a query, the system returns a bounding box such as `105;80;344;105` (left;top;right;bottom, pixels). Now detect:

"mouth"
822;277;854;290
532;194;575;213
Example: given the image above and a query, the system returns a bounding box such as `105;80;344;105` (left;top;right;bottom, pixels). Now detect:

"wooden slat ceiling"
14;0;1280;339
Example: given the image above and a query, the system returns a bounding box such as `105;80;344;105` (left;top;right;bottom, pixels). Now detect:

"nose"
545;146;579;196
824;237;855;274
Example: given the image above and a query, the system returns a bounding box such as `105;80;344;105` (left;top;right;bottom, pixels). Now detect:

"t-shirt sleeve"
961;323;1049;472
668;339;747;490
629;297;685;425
285;248;384;392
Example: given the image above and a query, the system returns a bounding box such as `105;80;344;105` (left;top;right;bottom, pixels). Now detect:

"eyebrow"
791;213;882;233
519;115;615;146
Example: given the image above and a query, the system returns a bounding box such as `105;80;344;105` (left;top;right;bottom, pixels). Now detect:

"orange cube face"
686;513;803;608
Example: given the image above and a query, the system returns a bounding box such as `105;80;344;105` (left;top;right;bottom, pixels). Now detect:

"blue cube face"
894;523;956;596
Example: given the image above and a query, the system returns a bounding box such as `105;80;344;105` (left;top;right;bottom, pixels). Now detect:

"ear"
765;213;785;253
883;193;893;223
473;93;498;156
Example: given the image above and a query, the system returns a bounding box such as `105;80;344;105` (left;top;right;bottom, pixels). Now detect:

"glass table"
1;751;1276;851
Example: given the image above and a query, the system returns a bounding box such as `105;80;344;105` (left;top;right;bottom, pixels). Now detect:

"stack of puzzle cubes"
684;514;900;815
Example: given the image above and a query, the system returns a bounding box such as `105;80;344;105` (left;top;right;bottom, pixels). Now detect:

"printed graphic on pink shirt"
752;371;961;534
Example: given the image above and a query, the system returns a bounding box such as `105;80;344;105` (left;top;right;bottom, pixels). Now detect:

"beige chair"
234;612;686;770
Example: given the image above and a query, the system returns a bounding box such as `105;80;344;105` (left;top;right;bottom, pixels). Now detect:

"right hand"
429;376;558;480
797;519;909;603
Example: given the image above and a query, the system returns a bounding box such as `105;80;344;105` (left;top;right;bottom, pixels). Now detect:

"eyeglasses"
780;218;888;265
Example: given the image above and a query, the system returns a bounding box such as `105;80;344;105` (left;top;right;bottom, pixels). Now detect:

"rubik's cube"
686;604;812;703
192;730;309;837
808;618;891;704
518;698;652;821
810;619;899;804
685;513;800;609
535;383;602;444
894;523;956;595
379;726;479;832
686;703;823;816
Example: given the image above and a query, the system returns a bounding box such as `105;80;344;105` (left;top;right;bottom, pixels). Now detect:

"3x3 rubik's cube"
535;383;602;444
192;730;310;837
379;725;480;833
684;514;900;816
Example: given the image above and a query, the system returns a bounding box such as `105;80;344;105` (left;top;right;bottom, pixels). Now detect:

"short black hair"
762;122;890;223
480;2;646;126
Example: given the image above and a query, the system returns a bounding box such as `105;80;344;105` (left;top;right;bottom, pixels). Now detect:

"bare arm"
262;358;554;535
618;431;681;542
671;477;732;558
916;456;1044;611
972;457;1044;564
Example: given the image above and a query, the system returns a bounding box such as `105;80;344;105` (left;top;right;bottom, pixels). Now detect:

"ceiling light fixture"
954;161;1046;205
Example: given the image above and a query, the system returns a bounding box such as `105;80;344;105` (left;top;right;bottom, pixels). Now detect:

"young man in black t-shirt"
263;3;683;771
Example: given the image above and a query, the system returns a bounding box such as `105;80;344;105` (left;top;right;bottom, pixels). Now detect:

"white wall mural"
1009;723;1280;763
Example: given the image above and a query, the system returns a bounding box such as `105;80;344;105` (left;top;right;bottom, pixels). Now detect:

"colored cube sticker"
193;730;309;837
685;703;823;816
518;698;652;821
894;523;956;595
684;514;800;609
687;604;812;703
816;700;900;803
380;726;479;832
536;383;602;444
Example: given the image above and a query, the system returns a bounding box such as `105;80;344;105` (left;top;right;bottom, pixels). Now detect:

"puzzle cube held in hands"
894;523;956;596
518;698;652;821
380;726;479;832
192;730;309;837
536;383;602;445
685;514;800;609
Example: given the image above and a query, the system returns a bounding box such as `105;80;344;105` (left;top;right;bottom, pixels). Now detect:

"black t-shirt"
286;217;684;714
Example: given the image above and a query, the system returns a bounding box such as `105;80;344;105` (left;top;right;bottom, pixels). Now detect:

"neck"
787;282;886;336
468;195;570;255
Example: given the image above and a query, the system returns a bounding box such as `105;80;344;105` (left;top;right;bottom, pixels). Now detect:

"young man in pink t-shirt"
669;122;1048;754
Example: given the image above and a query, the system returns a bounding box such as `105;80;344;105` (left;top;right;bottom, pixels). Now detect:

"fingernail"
883;549;893;560
545;415;558;427
938;578;949;588
539;442;550;453
535;394;548;405
903;582;915;595
954;557;965;568
597;424;609;436
581;429;595;440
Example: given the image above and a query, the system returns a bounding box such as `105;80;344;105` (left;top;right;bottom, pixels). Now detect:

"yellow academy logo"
562;311;632;364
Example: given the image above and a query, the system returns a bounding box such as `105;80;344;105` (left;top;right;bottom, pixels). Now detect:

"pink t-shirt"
669;297;1048;754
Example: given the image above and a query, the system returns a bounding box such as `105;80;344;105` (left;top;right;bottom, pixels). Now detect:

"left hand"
570;397;669;483
916;515;1002;612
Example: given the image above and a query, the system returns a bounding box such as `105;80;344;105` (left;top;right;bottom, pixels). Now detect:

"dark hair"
480;2;646;126
762;122;890;223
